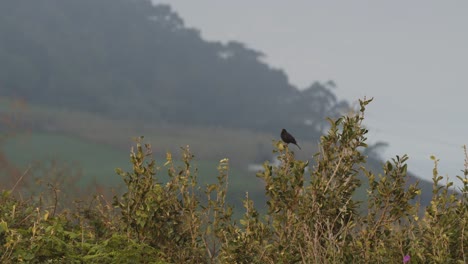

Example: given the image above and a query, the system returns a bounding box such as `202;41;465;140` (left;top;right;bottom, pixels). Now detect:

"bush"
0;98;466;263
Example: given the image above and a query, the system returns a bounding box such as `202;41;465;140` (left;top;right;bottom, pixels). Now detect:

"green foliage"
413;155;467;263
0;98;467;263
113;138;235;263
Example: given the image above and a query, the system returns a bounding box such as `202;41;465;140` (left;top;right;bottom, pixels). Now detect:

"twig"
10;165;31;193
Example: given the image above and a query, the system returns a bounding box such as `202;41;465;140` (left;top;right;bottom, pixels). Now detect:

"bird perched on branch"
281;129;301;149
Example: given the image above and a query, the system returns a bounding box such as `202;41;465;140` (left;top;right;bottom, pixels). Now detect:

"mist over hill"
0;0;349;140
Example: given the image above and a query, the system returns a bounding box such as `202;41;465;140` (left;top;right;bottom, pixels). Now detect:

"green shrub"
0;98;466;263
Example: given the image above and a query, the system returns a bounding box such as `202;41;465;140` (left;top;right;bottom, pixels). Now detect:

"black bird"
281;129;301;149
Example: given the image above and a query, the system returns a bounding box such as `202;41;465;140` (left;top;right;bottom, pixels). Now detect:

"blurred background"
0;0;466;209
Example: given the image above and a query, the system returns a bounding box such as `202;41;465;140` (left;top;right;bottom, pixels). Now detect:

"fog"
154;0;468;183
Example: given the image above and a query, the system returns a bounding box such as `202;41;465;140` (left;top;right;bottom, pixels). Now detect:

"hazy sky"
153;1;468;184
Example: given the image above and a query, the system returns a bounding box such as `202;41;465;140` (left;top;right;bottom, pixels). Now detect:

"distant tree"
287;81;349;137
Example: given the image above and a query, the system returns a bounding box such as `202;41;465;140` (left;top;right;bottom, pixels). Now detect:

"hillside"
1;97;436;209
0;0;439;207
0;0;346;140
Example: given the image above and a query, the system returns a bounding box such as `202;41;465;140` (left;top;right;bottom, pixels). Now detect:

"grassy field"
1;130;264;210
0;96;292;205
0;96;435;209
2;132;130;188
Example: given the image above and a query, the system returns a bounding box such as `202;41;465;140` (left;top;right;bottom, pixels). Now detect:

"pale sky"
153;1;468;185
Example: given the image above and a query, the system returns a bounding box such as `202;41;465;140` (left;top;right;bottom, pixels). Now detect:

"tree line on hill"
0;0;348;140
